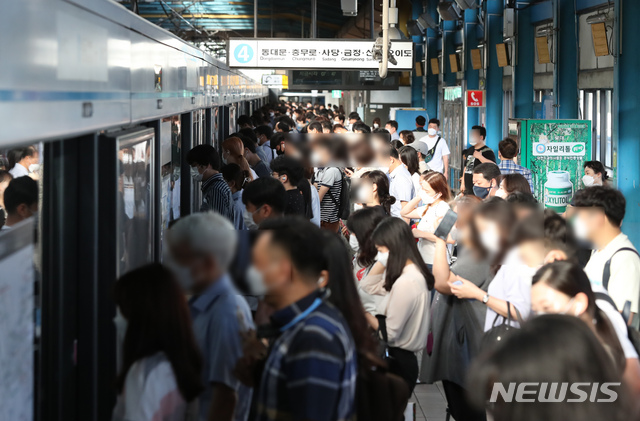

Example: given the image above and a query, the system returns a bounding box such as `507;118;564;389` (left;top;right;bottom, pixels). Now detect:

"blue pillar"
443;20;457;87
411;0;423;107
614;0;640;246
425;1;439;118
514;1;534;119
485;0;503;151
465;9;480;135
553;0;578;119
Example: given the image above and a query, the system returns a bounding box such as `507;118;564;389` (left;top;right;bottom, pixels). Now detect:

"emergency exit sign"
332;90;342;98
466;90;485;107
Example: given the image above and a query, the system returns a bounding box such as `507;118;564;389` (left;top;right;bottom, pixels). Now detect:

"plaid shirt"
255;290;357;421
498;160;534;193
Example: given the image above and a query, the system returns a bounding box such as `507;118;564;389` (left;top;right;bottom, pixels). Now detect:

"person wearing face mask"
270;156;309;217
448;198;535;332
494;173;531;199
221;163;249;230
246;218;358;421
237;134;270;178
531;262;640;392
2;176;38;230
572;187;640;327
372;117;381;130
423;195;490;421
186;144;236;223
497;138;533;193
8;145;39;178
419;118;451;179
241;177;286;230
222;137;257;181
255;125;276;164
312;139;344;232
359;217;434;393
346;206;390;317
0;170;13;228
399;145;424;193
112;263;204;421
471;163;501;200
385;120;400;140
401;172;452;269
357;170;396;216
167;212;255;421
462;126;496;195
381;143;415;222
582;160;610;187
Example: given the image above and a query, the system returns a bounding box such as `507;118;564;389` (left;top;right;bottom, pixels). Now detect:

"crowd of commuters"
4;100;639;421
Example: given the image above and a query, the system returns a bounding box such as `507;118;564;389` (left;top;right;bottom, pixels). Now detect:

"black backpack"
593;292;640;357
326;170;351;220
602;247;640;291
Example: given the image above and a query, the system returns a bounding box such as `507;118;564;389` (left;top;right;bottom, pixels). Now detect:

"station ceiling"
118;0;385;56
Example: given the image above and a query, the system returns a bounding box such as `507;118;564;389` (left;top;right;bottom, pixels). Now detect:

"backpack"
327;170;351;220
603;247;640;290
356;352;410;421
423;137;441;163
593;292;640;357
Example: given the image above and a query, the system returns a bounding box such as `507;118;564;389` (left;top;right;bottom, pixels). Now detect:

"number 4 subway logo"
234;43;254;64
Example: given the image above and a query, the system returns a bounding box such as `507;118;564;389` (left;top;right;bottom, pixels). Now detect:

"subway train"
1;1;267;420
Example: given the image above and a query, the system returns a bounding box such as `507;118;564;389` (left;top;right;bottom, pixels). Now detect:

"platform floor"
412;382;449;421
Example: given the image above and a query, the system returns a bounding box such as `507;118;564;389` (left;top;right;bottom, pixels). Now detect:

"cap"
408;140;429;156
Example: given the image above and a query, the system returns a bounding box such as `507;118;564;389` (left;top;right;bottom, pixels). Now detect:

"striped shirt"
315;167;342;223
498;160;534;193
200;173;236;222
255;290;357;421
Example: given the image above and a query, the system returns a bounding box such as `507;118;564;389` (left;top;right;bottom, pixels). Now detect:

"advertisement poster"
523;120;591;207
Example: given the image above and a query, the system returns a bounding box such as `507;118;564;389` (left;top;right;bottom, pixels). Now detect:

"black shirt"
462;145;496;195
252;160;271;178
285;189;307;216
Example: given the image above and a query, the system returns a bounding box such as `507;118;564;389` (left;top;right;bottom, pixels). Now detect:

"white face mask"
469;137;478;146
349;234;360;253
373;123;379;129
311;151;323;166
375;251;389;267
243;206;262;230
29;163;40;173
572;216;591;241
428;128;437;136
357;184;373;203
419;190;437;205
190;166;203;182
495;188;508;199
245;265;267;295
582;174;595;187
480;224;501;254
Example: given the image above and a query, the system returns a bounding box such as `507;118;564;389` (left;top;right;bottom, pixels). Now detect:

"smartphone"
433;209;458;240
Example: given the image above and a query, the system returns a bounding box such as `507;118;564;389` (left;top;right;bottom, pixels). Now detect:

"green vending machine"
508;119;592;212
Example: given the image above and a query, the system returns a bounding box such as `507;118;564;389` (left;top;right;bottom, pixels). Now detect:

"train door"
441;88;464;190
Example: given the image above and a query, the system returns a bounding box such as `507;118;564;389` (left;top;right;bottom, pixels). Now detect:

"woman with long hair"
467;315;631;421
495;173;531;198
222;137;256;181
401;171;452;269
360;218;434;392
399;145;422;194
112;263;203;421
358;170;396;216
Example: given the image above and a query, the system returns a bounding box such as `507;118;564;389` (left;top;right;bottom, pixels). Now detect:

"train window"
160;116;182;246
117;131;155;275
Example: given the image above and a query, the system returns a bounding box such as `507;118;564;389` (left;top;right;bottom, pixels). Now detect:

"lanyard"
279;298;323;332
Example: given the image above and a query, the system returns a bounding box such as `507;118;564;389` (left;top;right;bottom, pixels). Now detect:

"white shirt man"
389;160;415;221
419;119;450;178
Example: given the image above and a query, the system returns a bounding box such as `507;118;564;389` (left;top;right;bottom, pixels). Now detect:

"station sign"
261;74;288;87
466;90;485;107
228;39;414;70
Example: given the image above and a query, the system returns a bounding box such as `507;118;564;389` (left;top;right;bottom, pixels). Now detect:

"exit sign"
466;90;485;107
332;90;342;98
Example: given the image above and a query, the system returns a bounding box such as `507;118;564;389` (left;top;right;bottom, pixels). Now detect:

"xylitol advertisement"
523;120;592;212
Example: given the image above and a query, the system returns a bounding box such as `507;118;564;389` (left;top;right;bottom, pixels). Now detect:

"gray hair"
168;211;238;271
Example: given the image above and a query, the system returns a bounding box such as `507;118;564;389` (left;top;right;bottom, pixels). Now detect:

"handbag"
480;301;522;353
